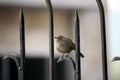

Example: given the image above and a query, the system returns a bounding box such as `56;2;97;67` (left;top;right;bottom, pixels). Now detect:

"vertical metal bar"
45;0;55;80
19;9;26;80
75;10;81;80
96;0;108;80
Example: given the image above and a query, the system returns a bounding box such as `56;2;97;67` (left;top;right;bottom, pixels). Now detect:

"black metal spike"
75;10;81;80
19;9;26;80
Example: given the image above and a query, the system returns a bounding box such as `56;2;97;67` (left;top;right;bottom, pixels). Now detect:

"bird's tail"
80;52;84;58
73;47;84;58
74;49;84;58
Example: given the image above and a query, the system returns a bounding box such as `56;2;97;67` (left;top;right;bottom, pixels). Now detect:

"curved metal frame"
3;54;20;69
45;0;82;80
2;9;26;80
45;0;108;80
96;0;108;80
2;54;21;80
45;0;56;80
58;56;77;80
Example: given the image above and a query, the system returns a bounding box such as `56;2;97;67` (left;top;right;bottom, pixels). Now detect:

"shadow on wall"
0;56;66;80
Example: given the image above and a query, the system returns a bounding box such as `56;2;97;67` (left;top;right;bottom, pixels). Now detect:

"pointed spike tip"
20;9;24;17
74;10;79;22
19;9;24;25
75;10;78;16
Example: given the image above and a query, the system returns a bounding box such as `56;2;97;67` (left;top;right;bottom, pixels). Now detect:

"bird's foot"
64;54;70;58
57;56;64;63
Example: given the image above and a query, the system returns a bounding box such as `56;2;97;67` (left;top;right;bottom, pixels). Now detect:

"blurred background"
0;0;120;80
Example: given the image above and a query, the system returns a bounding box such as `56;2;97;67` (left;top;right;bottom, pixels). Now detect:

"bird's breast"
56;41;72;53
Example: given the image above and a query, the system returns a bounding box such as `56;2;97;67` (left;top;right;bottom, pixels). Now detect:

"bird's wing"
65;38;75;50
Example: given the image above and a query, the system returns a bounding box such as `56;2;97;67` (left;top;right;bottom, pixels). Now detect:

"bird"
54;35;84;63
111;56;120;62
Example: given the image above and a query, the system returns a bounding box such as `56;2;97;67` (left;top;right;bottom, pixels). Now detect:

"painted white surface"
107;0;120;58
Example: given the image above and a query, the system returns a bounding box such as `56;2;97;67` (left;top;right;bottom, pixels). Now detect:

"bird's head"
111;56;120;62
54;35;64;40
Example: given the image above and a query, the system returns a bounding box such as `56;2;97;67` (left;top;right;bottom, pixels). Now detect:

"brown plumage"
55;35;84;62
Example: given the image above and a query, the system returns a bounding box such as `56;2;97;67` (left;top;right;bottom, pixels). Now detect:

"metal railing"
46;0;108;80
2;10;26;80
1;0;108;80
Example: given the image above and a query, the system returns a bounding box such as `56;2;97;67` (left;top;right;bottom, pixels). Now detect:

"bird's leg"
57;54;64;63
62;54;64;59
64;53;70;58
